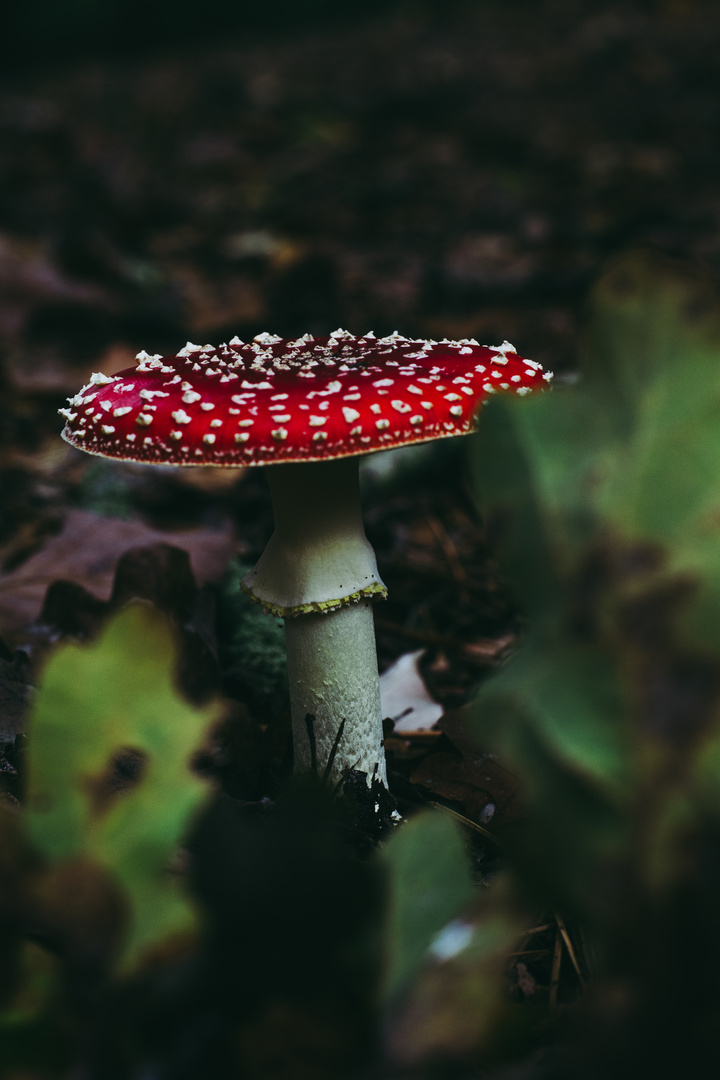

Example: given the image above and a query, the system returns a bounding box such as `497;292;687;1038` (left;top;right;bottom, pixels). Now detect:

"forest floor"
2;1;720;1076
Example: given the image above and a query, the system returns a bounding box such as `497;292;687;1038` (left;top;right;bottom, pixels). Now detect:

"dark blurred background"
2;0;720;565
3;0;720;377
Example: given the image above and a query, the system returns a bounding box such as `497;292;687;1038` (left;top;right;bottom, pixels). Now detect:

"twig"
429;800;501;847
555;911;587;990
304;713;317;777
549;928;563;1010
322;717;346;786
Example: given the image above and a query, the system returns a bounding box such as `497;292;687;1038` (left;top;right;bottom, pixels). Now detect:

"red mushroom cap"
59;330;552;466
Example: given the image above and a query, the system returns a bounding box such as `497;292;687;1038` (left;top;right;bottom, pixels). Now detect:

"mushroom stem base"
285;600;387;789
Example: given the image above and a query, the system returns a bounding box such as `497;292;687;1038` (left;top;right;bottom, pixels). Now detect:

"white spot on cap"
376;419;390;430
309;416;327;427
350;425;362;435
370;404;382;415
238;419;254;427
312;431;328;441
113;406;132;417
210;419;223;428
136;414;153;426
172;409;192;424
177;342;204;357
140;388;169;400
203;433;216;445
170;431;183;440
229;335;244;346
407;385;422;395
373;378;394;388
126;433;137;441
272;414;291;423
342;407;360;423
200;402;215;411
183;391;202;404
235;432;250;442
254;332;282;344
391;400;411;413
410;415;424;425
90;372;116;386
101;425;116;434
271;428;288;441
449;405;463;416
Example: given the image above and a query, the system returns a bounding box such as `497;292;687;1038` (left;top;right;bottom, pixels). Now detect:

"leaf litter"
4;1;720;1075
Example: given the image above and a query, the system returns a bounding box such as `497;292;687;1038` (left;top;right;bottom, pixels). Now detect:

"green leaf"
379;810;475;1003
25;604;218;969
477;639;629;796
470;250;720;907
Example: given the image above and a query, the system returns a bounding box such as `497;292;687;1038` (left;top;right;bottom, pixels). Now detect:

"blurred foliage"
379;809;522;1066
471;249;720;1075
0;603;218;1063
25;603;219;968
380;809;476;1002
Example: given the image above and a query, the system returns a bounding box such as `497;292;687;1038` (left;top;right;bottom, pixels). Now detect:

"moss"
218;560;289;718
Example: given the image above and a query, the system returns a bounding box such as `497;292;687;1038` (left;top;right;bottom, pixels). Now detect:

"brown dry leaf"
0;509;238;636
409;748;522;827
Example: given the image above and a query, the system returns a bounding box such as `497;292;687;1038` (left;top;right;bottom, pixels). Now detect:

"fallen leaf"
409;750;522;827
380;650;443;733
0;509;238;637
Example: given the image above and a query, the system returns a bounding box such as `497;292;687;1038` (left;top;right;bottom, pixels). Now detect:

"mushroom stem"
285;600;386;787
243;457;388;788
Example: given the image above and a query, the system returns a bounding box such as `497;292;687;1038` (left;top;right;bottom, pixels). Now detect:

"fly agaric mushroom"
60;330;551;789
